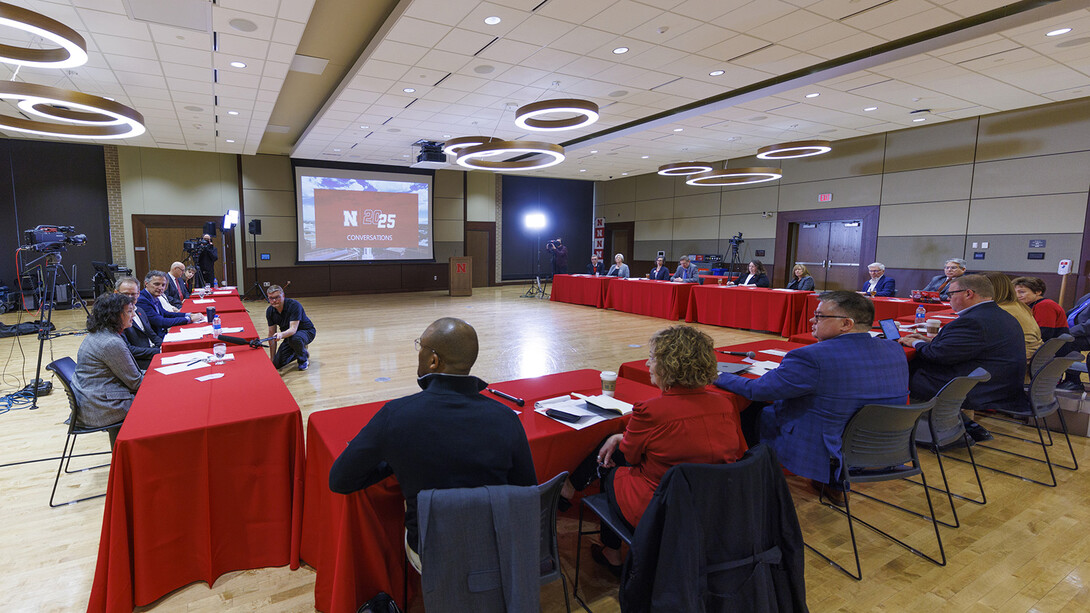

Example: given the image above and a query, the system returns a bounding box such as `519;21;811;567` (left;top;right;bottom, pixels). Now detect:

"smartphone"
546;408;582;423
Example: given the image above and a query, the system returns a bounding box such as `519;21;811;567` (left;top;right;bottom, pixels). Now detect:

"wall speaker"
248;219;262;236
203;221;217;236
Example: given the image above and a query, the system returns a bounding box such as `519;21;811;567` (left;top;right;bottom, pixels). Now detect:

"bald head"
170;262;185;277
417;317;479;377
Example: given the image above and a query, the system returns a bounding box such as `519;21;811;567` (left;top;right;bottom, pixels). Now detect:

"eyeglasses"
812;314;853;321
946;289;970;296
414;338;436;354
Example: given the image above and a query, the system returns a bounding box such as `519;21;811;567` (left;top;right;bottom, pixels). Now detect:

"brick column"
103;145;126;266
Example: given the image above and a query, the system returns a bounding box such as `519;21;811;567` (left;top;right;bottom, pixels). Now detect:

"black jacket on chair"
621;445;807;613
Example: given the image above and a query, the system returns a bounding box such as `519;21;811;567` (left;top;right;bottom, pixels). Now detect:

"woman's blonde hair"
793;263;810;277
648;325;718;389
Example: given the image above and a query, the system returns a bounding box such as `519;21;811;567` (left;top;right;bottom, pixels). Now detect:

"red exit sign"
818;193;833;202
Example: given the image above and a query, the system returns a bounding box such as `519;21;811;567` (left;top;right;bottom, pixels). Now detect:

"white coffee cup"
925;319;941;337
600;370;618;397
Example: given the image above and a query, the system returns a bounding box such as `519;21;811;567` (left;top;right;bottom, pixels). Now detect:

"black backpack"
356;592;403;613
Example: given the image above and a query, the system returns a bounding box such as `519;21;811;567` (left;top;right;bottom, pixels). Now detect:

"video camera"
727;232;744;246
22;225;86;252
184;237;210;253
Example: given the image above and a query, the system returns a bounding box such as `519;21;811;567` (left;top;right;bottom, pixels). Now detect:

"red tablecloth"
161;312;260;353
685;286;812;337
549;274;614;308
604;279;694;320
301;370;661;613
618;339;809;391
795;295;949;334
894;309;958;326
181;294;247;314
88;345;304;612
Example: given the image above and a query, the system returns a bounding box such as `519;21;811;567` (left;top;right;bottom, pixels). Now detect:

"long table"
686;286;812;337
161;311;260;353
550;274;614;308
301;370;661;613
795;294;949;334
604;278;695;320
181;293;248;314
618;339;809;391
88;345;305;612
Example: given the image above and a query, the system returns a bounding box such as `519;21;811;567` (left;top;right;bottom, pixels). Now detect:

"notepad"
571;392;633;416
160;351;212;365
191;299;215;304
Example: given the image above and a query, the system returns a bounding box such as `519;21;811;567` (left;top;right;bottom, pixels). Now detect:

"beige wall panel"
240;154;293;191
671;239;721;259
466;171;495;222
968;193;1086;234
720;238;776;266
244;240;295;268
635;172;676;200
673;192;720;218
721;185;779;215
673;216;720;240
595;177;636;205
878;201;970;237
971;151;1090;199
635;219;674;241
778;175;882;211
248;215;296;242
434;219;464;242
780;134;885;183
243;189;296;216
719;213;777;239
634;197;674;221
883;118;978;172
964;233;1082;274
599;201;635;222
634;241;669;261
434;196;464;221
977;98;1090;161
434;169;464;199
876;235;967;269
880;165;973;205
435;241;463;262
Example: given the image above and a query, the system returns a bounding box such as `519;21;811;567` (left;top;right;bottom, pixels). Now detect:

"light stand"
242;219;267;302
24;249;89;410
521;213;549;299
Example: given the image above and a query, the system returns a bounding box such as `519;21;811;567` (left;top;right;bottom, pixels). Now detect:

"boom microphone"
717;350;756;358
218;334;268;349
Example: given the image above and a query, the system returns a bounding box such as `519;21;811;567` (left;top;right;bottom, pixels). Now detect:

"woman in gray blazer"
73;293;144;446
607;253;630;278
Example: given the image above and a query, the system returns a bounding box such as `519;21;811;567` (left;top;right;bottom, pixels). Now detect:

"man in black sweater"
328;317;537;569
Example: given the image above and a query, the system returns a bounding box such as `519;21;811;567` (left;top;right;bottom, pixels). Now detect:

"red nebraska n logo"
456;263;466;273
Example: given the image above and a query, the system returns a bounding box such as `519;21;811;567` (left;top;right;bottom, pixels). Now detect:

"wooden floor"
2;285;1090;612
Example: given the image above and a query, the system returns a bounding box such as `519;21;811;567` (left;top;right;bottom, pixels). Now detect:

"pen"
487;388;525;407
184;358;205;366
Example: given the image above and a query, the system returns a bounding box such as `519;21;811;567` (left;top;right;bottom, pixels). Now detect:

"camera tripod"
25;250;89;410
726;238;745;281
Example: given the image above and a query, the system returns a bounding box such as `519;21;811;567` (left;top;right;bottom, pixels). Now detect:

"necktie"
175;277;183;297
938;278;951;292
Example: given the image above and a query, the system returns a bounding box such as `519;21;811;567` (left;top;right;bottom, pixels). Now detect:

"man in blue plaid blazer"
715;291;909;486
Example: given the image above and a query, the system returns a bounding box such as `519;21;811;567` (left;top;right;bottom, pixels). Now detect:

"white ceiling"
2;0;1090;180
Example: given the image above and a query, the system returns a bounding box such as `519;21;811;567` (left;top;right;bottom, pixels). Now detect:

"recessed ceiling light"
442;134;451;138
612;46;629;54
360;125;369;129
641;155;649;159
622;172;628;175
863;106;877;111
230;61;246;68
403;88;415;93
805;92;819;98
709;70;724;76
226;139;234;143
580;169;586;172
227;110;239;115
913;118;926;122
590;150;598;153
1047;27;1072;36
484;16;501;25
334;148;341;152
673;128;683;132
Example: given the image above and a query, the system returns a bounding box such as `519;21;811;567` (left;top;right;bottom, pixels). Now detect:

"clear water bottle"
212;315;221;339
915;305;926;326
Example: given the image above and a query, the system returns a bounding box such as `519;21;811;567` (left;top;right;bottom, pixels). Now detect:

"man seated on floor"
136;270;204;339
115;276;161;370
898;273;1026;441
714;291;909;503
328;317;536;571
265;284;316;372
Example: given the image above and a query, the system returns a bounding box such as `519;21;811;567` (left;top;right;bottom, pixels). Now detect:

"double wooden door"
791;220;862;291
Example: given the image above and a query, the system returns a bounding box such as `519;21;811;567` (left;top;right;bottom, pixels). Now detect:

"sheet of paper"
571;392;633;415
746;360;782;376
534;394;574;410
771;288;798;292
935;315;956;319
759;349;788;357
196;373;224;381
533;400;612;430
191;299;215;304
160;351;212;365
220;327;244;334
155;361;211;375
163;328;207;342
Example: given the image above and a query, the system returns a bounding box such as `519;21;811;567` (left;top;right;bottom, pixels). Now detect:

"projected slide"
295;166;433;262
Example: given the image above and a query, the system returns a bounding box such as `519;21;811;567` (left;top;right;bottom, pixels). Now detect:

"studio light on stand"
522;212;548;299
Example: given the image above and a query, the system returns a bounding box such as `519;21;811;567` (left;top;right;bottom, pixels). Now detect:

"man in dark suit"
586;254;606;275
899;274;1026;441
136;270;205;338
115;277;161;369
164;261;190;308
862;262;896;296
196;234;218;286
715;291;909;502
921;258;966;300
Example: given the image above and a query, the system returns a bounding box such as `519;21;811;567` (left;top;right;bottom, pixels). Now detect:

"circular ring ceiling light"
0;2;88;68
0;82;144;139
657;162;714;176
456;140;565;172
442;136;503;155
756;140;831;160
514;99;599;132
686;167;782;186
